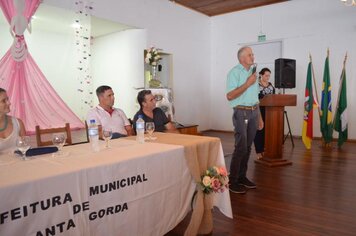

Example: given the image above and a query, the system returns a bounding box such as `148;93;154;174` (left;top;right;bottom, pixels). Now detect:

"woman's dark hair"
0;88;6;94
259;68;271;76
137;90;152;108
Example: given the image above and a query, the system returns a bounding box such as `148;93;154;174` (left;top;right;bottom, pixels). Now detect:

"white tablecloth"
0;137;232;236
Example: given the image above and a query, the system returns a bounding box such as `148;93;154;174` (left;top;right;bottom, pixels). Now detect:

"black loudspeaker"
275;58;296;89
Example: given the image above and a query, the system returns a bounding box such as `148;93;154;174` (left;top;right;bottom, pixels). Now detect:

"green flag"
320;55;333;143
333;67;348;147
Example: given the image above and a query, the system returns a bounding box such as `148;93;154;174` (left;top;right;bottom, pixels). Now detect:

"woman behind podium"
254;68;275;160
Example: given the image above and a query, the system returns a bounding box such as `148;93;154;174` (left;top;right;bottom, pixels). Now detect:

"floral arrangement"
200;166;229;194
145;46;161;66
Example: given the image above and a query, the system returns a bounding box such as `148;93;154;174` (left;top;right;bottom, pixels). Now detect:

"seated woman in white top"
0;88;26;154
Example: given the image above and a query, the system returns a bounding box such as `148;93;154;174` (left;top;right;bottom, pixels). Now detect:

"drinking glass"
52;133;66;156
102;129;112;148
146;122;155;140
16;136;31;160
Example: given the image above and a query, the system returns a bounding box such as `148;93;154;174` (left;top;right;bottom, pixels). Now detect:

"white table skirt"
0;138;232;236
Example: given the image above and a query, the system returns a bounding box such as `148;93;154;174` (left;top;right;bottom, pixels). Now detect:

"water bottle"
136;115;145;143
88;119;100;152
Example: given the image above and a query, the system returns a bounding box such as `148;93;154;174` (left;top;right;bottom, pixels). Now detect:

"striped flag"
333;59;348;147
302;62;314;149
320;53;333;144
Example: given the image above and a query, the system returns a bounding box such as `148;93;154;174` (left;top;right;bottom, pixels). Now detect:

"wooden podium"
255;94;297;167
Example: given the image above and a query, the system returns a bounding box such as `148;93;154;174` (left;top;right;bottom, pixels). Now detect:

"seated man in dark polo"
133;90;177;133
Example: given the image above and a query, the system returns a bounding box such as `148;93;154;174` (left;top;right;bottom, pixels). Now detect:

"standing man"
87;85;133;138
226;46;263;194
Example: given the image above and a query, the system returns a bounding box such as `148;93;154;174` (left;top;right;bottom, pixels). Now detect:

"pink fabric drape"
0;0;84;134
0;0;38;23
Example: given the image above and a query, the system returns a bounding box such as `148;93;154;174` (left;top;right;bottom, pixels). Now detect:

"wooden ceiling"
171;0;290;16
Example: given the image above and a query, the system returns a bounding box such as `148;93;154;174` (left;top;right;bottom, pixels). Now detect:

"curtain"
0;0;84;133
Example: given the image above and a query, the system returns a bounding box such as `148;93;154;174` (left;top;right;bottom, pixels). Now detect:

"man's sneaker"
229;184;247;194
239;178;256;189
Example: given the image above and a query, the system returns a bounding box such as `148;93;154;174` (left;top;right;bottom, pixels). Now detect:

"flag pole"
334;52;348;116
339;52;348;99
309;53;321;117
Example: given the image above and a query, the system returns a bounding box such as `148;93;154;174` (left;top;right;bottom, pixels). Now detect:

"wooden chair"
35;123;73;147
85;121;89;143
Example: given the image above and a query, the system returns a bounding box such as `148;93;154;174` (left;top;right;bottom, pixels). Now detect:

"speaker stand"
283;110;294;147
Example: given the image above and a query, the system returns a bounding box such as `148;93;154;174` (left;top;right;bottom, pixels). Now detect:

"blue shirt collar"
237;63;252;72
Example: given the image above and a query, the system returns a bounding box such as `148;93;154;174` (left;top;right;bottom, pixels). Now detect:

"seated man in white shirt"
87;85;133;138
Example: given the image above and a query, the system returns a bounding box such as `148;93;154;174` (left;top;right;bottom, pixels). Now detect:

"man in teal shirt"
226;46;263;194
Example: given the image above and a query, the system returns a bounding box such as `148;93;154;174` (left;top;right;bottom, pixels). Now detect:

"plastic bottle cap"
138;115;143;119
90;119;95;124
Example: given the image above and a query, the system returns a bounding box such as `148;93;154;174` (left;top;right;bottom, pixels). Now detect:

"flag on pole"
302;62;314;149
320;52;333;144
333;57;348;147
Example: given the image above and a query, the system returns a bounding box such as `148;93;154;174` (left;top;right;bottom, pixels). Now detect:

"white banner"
0;141;195;236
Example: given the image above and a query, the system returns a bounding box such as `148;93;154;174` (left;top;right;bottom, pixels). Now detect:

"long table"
0;133;232;236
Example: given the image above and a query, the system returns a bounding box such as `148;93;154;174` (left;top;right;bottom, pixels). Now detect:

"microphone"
251;63;257;74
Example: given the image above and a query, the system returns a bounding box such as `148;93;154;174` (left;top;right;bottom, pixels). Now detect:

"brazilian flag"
320;55;333;143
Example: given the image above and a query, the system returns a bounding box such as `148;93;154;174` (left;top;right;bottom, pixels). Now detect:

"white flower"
221;177;229;185
145;47;162;65
202;176;211;187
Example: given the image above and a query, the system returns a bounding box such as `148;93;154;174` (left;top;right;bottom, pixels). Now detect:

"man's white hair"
237;46;250;62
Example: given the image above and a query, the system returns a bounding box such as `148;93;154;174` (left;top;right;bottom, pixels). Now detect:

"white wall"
91;29;146;118
4;0;354;137
29;30;83;117
210;0;356;138
0;25;13;54
44;0;212;130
